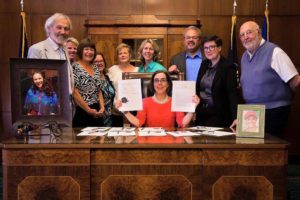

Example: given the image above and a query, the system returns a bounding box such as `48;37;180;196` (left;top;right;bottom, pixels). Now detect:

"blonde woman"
137;39;166;72
108;43;138;126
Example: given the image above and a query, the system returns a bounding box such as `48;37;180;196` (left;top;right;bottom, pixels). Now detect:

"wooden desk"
2;128;288;200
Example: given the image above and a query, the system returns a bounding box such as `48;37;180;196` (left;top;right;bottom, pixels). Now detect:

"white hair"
44;13;72;36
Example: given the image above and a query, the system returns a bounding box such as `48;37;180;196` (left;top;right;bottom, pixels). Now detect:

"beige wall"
1;0;300;152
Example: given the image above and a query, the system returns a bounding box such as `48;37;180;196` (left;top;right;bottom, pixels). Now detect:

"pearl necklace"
152;94;169;104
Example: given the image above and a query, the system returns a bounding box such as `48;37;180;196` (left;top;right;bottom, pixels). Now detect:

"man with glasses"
168;26;203;81
231;21;300;137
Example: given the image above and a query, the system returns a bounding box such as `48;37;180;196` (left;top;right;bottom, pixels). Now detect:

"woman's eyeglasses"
203;45;217;51
154;78;167;83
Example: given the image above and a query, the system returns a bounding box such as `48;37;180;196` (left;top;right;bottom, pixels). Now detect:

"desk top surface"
1;127;289;149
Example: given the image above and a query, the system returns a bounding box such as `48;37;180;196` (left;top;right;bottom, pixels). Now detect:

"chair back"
122;72;185;98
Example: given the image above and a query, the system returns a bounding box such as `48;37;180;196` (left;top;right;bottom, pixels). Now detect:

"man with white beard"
28;13;74;94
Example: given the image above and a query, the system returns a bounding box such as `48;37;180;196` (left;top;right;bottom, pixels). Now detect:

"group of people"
25;12;299;138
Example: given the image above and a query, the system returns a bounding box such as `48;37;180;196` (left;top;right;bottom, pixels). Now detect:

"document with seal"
171;81;196;112
118;79;143;111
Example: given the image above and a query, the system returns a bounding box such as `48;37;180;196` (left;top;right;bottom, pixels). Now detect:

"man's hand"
168;65;180;73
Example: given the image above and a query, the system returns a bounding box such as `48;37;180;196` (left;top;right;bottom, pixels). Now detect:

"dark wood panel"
143;0;198;16
3;165;90;200
0;15;20;62
91;165;202;199
91;149;203;164
101;175;192;200
3;149;90;165
91;34;119;68
18;176;80;200
212;176;273;200
203;150;287;165
27;0;88;15
88;0;143;15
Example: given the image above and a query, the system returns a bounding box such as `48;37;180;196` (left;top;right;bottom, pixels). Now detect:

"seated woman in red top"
116;70;200;128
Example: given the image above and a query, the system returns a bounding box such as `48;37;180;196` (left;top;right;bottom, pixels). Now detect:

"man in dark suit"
168;26;203;81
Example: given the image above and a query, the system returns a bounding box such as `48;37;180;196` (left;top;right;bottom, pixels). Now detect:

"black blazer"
169;51;187;78
195;56;239;126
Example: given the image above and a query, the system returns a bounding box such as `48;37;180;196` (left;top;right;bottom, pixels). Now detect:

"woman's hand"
192;95;200;106
115;100;122;110
87;108;100;118
230;119;238;132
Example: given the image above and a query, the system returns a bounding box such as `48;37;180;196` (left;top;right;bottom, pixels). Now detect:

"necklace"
152;94;169;104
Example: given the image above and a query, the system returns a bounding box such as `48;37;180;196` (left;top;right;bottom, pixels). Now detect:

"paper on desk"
138;131;167;136
167;131;201;137
202;130;236;137
139;127;163;132
118;79;143;111
171;81;196;112
187;126;223;131
81;127;110;132
77;131;107;136
107;131;136;137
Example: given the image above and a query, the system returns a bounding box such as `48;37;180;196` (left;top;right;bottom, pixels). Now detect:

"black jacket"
195;56;239;126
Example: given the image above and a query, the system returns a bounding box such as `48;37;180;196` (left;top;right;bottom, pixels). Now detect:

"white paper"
138;131;167;136
171;81;196;112
187;126;223;131
81;127;110;132
118;79;143;111
202;130;236;137
77;131;107;136
167;131;201;137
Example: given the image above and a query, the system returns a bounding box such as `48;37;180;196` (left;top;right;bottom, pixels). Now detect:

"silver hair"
44;13;72;36
183;25;202;37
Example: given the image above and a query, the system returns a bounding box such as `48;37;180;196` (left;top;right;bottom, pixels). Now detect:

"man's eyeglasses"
154;78;167;83
185;36;200;40
203;45;217;51
239;29;258;39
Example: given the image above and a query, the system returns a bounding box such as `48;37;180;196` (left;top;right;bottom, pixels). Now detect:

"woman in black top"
195;35;239;127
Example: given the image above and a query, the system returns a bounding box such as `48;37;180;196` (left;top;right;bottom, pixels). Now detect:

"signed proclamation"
118;79;143;112
171;81;196;112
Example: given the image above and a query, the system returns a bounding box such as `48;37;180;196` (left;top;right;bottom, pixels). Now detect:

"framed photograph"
236;104;265;138
10;58;72;128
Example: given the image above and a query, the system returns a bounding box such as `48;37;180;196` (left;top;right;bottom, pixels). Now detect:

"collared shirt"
138;61;166;72
47;37;66;59
185;50;203;81
247;39;298;83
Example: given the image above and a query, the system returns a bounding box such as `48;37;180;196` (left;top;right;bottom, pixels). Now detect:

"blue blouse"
24;87;59;115
138;61;166;72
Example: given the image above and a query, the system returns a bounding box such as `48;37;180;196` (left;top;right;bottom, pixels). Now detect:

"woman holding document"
116;71;200;128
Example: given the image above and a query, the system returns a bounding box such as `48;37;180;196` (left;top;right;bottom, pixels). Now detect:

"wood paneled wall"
1;0;300;152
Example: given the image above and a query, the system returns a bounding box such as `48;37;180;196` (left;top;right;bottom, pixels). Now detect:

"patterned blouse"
100;75;115;126
73;62;103;105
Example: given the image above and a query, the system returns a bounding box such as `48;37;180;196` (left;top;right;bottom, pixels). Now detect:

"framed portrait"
10;58;72;128
236;104;265;138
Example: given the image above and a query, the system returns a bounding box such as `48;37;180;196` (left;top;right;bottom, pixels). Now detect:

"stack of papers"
138;127;167;136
